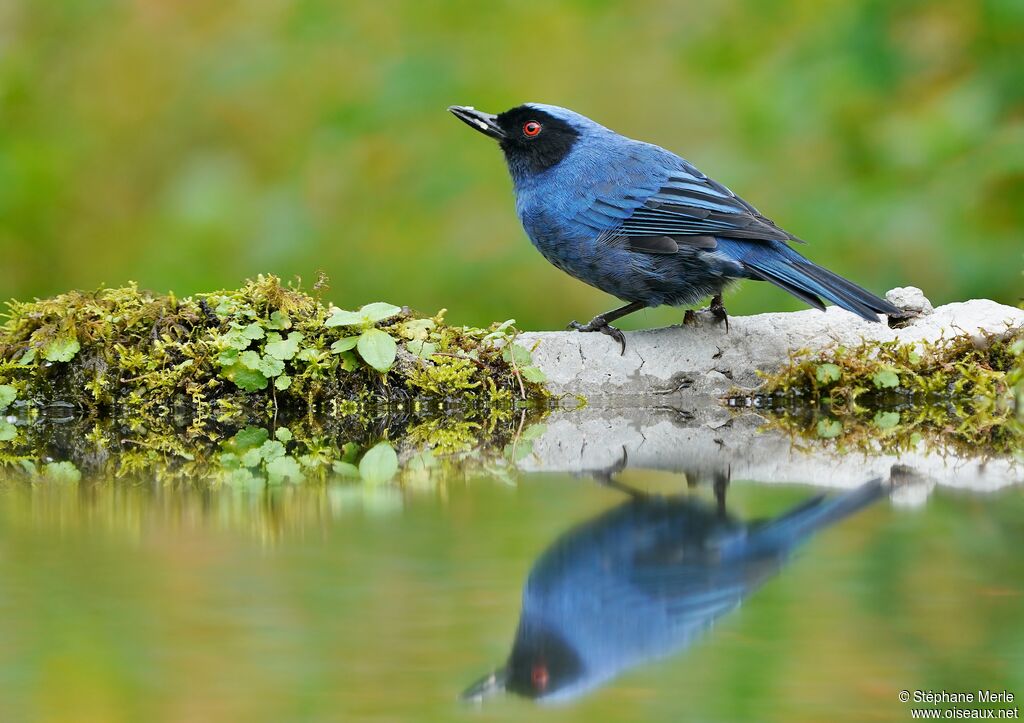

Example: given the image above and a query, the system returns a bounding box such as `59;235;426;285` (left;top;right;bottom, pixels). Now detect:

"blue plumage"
462;479;887;703
449;103;903;352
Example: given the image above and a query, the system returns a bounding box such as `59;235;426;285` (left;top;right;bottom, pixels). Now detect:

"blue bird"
449;104;903;353
462;479;887;703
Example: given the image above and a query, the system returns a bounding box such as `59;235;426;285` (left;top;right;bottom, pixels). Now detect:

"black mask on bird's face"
461;621;585;702
448;104;580;177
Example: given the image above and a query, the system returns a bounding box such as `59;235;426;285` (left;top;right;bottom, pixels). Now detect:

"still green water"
0;469;1021;722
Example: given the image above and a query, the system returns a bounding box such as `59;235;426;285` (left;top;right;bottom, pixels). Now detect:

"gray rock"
520;293;1024;402
514;406;1022;497
886;286;934;316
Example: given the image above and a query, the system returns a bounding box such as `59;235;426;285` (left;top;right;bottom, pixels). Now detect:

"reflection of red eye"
531;663;549;690
523;121;542;137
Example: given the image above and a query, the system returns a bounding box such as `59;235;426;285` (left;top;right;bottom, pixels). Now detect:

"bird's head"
448;103;600;178
461;620;587;704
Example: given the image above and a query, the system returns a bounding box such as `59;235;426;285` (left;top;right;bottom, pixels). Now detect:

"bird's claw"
682;298;730;333
568;317;627;355
709;296;730;333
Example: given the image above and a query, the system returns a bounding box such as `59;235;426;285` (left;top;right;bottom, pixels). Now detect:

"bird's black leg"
709;294;729;333
683;294;730;332
591;446;647;497
713;468;730;518
568;301;645;355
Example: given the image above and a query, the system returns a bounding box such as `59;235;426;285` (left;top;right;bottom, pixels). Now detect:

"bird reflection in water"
463;476;887;703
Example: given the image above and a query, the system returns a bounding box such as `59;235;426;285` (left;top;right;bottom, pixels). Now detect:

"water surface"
0;459;1021;722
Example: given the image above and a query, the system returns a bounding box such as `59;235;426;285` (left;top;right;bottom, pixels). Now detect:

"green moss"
0;275;548;421
742;328;1024;459
0;276;553;484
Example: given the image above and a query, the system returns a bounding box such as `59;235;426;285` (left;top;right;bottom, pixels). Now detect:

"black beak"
448;105;505;140
460;666;508;702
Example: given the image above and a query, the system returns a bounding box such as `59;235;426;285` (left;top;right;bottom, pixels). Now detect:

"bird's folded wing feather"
578;153;803;254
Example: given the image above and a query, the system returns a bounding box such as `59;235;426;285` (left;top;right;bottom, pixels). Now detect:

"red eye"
523;121;542;137
531;663;549;690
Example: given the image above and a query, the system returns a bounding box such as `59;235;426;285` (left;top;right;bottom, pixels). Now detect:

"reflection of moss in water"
746;329;1024;459
0;406;549;487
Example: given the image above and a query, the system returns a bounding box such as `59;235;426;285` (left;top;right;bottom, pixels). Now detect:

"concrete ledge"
519;289;1024;403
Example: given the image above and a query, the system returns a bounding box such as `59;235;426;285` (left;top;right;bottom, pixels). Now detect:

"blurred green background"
1;0;1022;329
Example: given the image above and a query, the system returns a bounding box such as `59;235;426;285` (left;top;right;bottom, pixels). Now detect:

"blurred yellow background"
1;0;1021;328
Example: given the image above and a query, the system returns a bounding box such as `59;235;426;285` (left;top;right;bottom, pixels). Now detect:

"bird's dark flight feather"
594;159;805;255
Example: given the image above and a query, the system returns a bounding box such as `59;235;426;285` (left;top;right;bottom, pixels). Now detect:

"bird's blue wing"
577;148;802;254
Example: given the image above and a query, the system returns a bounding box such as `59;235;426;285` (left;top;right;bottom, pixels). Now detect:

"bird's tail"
749;478;888;552
718;239;902;322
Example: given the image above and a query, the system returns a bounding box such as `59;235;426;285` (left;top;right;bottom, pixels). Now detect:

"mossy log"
0;275;549;424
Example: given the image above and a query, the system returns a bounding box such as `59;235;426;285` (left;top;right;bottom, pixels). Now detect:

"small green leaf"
257;355;285;378
816;418;843;439
239;350;262;370
274;374;292;390
17;349;35;366
258;440;286;462
360;302;403;323
338;351;360;372
240;447;263;467
222;327;254;350
406;339;436;359
872;368;900;389
359;442;399;484
267;311;292;330
42;461;81;483
226;468;263;488
275;427;293;443
325;303;402;328
0;385;16;411
265;331;304;360
223;363;268;391
357;328;397;372
324;309;366;327
0;420;16;442
241;323;265;340
502;343;533;366
399;318;434;340
873;411;901;430
815;363;841;384
231;426;269;451
43;337;80;363
332;461;360;477
214;298;234;316
520;365;547;383
330;337;359;353
266;455;303;483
